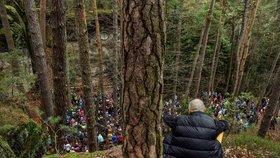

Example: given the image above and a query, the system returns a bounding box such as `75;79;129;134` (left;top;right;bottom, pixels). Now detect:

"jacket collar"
190;111;205;115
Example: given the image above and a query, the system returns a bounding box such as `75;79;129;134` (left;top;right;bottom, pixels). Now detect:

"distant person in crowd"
163;99;229;158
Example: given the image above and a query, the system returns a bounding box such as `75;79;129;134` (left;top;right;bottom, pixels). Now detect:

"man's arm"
215;120;229;134
163;114;178;129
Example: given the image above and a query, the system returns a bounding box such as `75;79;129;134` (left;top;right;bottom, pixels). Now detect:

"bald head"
188;99;206;113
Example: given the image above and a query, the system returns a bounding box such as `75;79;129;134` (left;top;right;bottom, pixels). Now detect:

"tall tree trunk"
259;50;280;99
40;0;46;48
194;0;216;97
185;29;204;97
74;0;97;152
51;0;67;152
23;0;53;119
258;66;280;138
112;0;119;120
0;1;20;77
92;0;107;128
0;1;15;51
172;1;183;112
209;0;223;93
225;22;236;93
235;0;259;94
122;0;165;157
233;0;249;96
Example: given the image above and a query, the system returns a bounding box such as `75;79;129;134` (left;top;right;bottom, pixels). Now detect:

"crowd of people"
164;92;277;133
47;89;123;153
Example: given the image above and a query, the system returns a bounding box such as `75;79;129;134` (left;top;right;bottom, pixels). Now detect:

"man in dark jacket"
163;99;229;158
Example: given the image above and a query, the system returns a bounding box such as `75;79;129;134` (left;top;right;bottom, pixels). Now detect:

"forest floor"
44;129;280;158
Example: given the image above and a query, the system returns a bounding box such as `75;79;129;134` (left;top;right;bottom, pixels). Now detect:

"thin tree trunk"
194;0;216;97
233;0;249;96
185;29;204;97
74;0;97;152
23;0;53;119
92;0;107;129
173;3;183;112
260;50;280;98
122;0;165;156
235;0;259;94
258;66;280;138
51;0;67;152
209;0;223;93
112;0;119;119
40;0;46;48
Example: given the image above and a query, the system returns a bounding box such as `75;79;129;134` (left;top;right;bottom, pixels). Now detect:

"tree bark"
112;0;120;119
172;1;183;112
0;1;15;51
92;0;107;128
51;0;67;152
0;0;20;76
225;22;236;93
40;0;47;48
194;0;215;97
23;0;53;119
185;29;204;97
235;0;259;94
209;0;223;93
74;0;97;152
258;66;280;138
122;0;165;157
232;0;249;96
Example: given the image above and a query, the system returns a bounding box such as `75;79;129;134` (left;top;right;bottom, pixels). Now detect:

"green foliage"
0;51;36;100
224;131;280;158
6;121;46;158
43;151;106;158
0;136;16;158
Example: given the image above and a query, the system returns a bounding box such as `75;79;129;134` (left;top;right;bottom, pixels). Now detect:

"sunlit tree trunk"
233;0;249;96
185;29;204;97
194;0;215;97
112;0;120;119
258;66;280;138
122;0;165;157
235;0;259;94
74;0;97;152
23;0;53;119
172;0;183;112
92;0;107;128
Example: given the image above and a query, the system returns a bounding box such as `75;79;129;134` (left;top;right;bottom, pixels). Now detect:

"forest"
0;0;280;157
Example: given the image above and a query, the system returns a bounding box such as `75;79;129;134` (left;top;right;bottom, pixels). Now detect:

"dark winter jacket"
163;112;229;158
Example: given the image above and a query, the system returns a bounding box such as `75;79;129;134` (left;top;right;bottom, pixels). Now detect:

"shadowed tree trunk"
40;0;46;48
194;0;216;97
122;0;165;157
225;22;236;93
0;1;15;51
74;0;97;152
258;66;280;138
51;0;67;152
0;0;20;78
92;0;107;128
23;0;53;119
